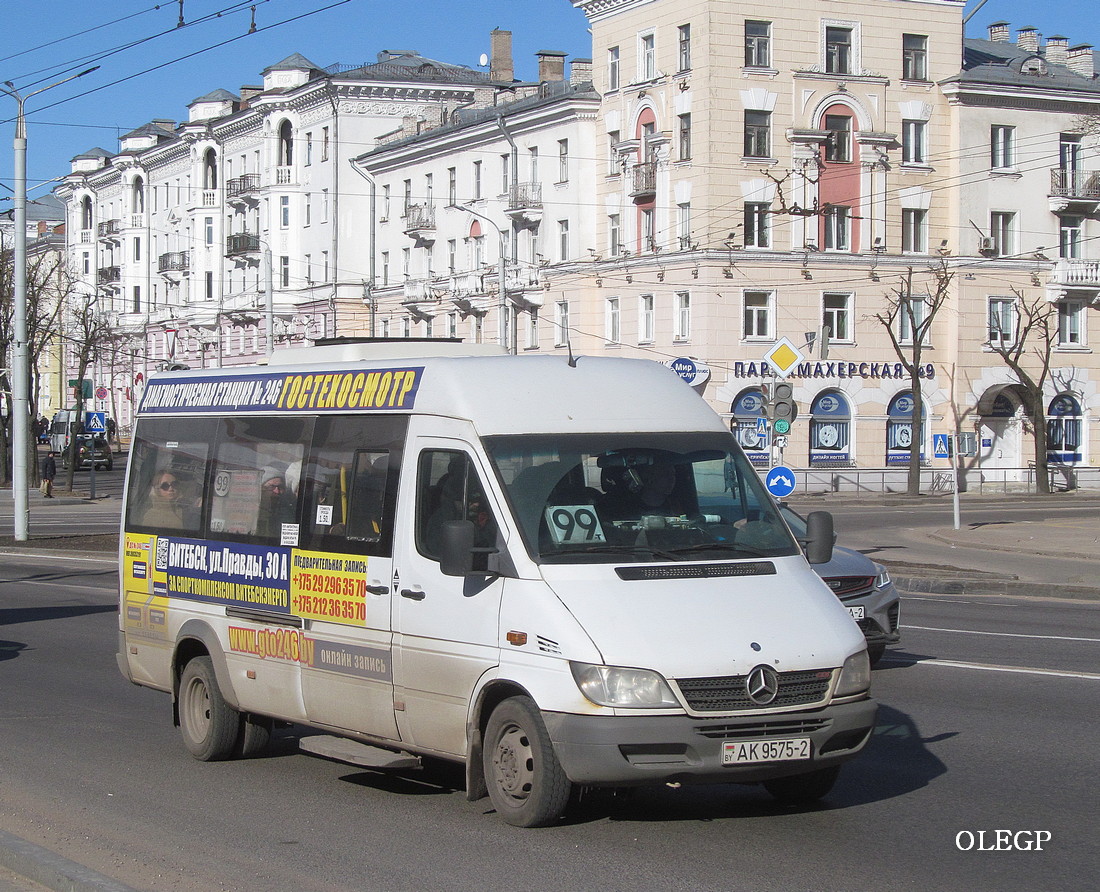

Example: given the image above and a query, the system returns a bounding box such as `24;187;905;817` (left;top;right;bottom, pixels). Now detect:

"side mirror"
439;520;476;577
804;511;834;565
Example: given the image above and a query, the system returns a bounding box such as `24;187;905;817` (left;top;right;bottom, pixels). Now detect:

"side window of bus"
417;450;498;566
208;417;312;543
299;415;406;556
126;417;214;535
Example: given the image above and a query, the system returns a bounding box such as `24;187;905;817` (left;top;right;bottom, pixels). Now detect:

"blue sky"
0;0;1095;201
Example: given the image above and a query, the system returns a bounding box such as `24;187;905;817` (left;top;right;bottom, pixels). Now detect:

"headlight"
570;662;680;708
835;650;871;697
874;563;891;589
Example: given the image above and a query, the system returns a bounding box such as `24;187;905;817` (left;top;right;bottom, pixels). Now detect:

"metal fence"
784;466;1098;495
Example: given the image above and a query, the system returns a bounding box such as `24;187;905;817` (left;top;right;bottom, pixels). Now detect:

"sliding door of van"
392;422;505;756
298;415;406;741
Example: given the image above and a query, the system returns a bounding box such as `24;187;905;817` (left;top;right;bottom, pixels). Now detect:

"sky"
0;0;1096;202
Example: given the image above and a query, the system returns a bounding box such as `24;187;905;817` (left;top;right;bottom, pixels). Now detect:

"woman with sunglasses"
141;470;187;528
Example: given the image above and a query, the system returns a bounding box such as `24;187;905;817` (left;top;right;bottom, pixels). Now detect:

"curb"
0;829;141;892
892;576;1100;600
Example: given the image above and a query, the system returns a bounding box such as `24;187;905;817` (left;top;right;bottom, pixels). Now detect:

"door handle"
400;588;426;601
366;584;389;595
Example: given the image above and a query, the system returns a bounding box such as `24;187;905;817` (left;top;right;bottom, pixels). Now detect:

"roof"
120;121;176;141
70;147;113;161
325;51;490;85
261;53;323;75
946;37;1100;94
189;88;240;106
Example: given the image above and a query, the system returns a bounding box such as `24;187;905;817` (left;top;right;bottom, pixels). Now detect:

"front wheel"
179;656;239;761
483;696;572;827
763;765;840;805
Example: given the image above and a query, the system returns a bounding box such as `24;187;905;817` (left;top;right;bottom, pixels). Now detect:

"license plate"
847;605;865;620
723;737;812;765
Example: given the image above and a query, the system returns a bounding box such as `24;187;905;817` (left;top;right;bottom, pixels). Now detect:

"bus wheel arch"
466;679;531;802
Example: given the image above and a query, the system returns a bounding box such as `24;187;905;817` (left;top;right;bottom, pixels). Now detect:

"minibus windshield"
486;432;799;564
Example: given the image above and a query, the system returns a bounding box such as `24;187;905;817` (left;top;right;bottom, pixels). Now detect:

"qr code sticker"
155;536;170;571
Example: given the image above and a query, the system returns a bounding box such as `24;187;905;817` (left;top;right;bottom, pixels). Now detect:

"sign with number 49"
545;505;607;545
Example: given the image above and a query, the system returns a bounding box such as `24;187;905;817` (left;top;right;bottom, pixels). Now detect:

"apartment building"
568;0;1100;481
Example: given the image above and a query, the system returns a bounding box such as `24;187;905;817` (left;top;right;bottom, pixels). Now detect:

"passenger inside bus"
140;469;188;529
258;467;296;538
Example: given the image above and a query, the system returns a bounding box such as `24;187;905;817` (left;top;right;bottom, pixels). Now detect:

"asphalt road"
1;552;1096;892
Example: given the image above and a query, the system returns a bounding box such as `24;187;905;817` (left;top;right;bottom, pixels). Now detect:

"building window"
1060;133;1082;172
381;184;391;220
639;294;655;342
1060;216;1083;259
745;20;771;68
280;256;290;288
1058;300;1085;346
304;193;312;226
823;206;851;251
641;208;656;251
743;290;772;339
677;203;692;249
305;133;313;166
745;202;771;248
608;213;621;255
902;34;928;80
641;33;656;80
133;237;142;262
558;139;569;183
501;154;510;195
902;209;927;253
1047;394;1083;459
608;130;621;175
525;309;539;350
555;300;570;347
990;212;1015;257
988;297;1015;347
825;26;853;74
823;293;851;341
304;254;312;285
608;45;620;91
321;126;329;161
403;179;412;216
678;113;692;161
280;196;290;228
991;125;1015;169
902;120;926;164
132;285;141;314
744;110;771;158
678;24;691;72
322;189;329;223
381;252;389;286
447;168;457;206
558;219;569;261
824;114;851;163
674;292;691;340
472;160;482;200
810;392;852;456
605;297;621;344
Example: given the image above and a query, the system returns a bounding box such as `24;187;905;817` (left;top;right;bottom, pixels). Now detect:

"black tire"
867;644;886;668
105;459;113;471
179;656;239;761
763;765;840;805
236;713;273;758
483;696;572;827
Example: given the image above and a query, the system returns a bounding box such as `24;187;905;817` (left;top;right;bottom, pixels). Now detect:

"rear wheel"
763;765;840;805
483;696;572;827
179;656;239;761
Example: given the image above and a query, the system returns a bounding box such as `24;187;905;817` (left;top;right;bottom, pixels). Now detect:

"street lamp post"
2;66;99;541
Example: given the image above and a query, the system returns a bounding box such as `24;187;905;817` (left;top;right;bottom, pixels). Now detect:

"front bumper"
542;698;877;787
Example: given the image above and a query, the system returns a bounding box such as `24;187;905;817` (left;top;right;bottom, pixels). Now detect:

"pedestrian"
40;450;57;499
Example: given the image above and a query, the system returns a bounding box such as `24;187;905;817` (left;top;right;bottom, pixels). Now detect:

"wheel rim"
183;675;211;742
491;722;534;803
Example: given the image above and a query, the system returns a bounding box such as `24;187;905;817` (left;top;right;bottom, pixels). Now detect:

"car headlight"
570;662;680;708
835;650;871;697
874;563;891;589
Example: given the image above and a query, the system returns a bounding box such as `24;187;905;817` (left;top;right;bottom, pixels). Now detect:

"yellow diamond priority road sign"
763;337;804;379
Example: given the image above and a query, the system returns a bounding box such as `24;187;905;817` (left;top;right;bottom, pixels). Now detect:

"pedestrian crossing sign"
933;433;951;459
85;411;107;433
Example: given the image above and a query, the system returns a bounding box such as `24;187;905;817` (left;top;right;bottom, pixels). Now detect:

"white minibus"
118;342;875;826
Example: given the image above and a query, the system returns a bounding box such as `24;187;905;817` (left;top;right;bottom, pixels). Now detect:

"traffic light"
758;383;770;419
772;381;796;426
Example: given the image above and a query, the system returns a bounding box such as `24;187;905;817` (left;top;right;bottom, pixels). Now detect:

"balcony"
403;203;436;242
226;232;261;257
158;251;190;275
630;161;657;200
505;183;543;225
128;213;146;229
226;173;261;202
200;189;219;208
274;166;294;186
79;229;93;244
1048;169;1100;213
97;219;121;241
97;266;120;286
1047;259;1100;300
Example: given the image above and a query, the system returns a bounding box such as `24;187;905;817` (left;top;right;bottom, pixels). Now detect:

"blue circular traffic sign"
764;465;797;499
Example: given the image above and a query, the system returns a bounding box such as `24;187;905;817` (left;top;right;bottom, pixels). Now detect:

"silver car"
779;504;900;667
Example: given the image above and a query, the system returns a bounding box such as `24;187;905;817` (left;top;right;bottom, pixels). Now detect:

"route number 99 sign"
545;505;607;545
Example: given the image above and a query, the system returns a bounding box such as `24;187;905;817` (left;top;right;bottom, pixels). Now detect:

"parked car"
62;434;113;471
778;504;900;667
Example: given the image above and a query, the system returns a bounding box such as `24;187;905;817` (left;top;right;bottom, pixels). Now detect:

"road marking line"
906;624;1100;643
899;658;1100;680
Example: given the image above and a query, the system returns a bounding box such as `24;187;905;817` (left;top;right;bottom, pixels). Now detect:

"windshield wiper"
557;543;683;561
664;541;778;558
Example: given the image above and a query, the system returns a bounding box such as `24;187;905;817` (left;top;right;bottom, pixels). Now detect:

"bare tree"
987;287;1059;495
873;262;954;496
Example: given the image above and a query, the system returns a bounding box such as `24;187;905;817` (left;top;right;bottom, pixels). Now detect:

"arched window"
809;391;852;464
1047;394;1083;463
731;388;769;465
886;390;925;464
81;196;93;230
203;148;218;189
131;177;145;214
278;120;293;167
